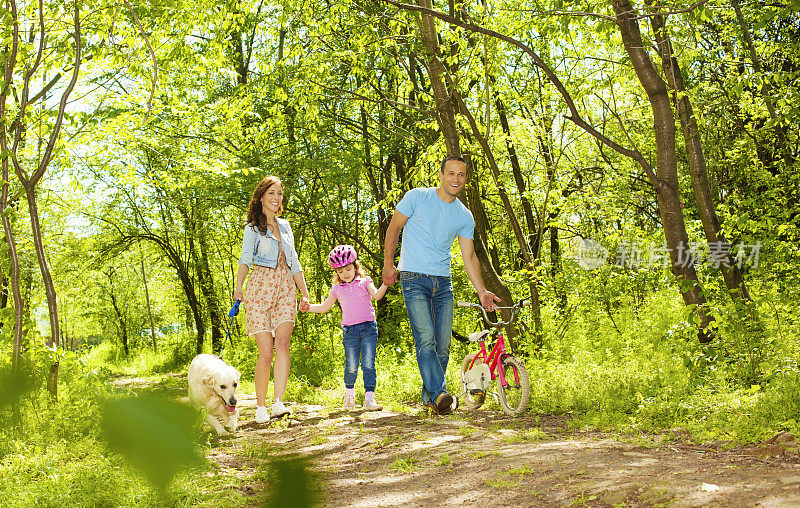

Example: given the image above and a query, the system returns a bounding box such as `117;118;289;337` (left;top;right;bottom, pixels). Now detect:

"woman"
234;175;310;422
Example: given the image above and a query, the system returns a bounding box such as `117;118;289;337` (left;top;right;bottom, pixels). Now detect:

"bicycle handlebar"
456;298;529;328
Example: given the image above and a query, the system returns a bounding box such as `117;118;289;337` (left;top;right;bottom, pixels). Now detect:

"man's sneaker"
363;398;383;411
270;399;291;419
343;395;356;411
423;403;438;415
435;393;454;415
254;405;269;424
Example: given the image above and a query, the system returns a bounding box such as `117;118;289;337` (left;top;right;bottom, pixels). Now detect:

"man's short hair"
440;155;467;173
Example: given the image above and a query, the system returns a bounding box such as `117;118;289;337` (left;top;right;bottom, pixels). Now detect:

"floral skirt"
244;262;296;335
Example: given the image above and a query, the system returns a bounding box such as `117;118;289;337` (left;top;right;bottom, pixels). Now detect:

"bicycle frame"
459;298;530;390
465;331;520;388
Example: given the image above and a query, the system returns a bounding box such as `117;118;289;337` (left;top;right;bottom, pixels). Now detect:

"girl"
233;175;311;423
306;245;387;410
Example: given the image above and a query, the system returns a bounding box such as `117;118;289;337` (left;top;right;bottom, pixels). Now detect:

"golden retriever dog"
188;354;240;436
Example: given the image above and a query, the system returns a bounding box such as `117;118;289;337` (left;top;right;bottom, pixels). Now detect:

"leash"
218;299;240;360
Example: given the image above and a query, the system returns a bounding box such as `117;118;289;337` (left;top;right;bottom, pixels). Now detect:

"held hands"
479;289;501;311
382;262;398;285
298;296;310;313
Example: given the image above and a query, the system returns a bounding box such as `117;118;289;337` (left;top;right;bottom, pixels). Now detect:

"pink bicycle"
454;298;531;416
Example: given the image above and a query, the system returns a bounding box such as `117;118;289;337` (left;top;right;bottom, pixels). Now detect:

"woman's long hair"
246;175;283;234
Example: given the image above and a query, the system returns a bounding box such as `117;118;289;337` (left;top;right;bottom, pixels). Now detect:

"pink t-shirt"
330;276;376;326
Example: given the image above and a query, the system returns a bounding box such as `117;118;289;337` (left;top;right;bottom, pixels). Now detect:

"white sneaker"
343;395;356;410
270;399;291;419
254;405;269;424
363;398;383;411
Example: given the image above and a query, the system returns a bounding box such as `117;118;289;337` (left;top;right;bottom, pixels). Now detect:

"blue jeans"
342;320;378;391
399;271;454;405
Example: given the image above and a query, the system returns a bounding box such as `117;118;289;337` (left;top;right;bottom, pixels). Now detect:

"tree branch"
378;0;659;187
30;0;82;188
122;0;157;121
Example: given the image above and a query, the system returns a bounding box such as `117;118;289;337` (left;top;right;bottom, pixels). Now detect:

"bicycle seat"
468;330;491;342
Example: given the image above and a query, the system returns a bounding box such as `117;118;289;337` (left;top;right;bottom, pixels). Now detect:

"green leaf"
0;364;35;409
263;456;315;508
101;397;202;491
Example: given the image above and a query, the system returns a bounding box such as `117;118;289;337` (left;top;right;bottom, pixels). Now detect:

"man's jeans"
399;271;454;405
342;320;378;391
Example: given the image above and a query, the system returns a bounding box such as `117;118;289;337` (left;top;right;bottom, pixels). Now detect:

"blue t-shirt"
396;187;474;277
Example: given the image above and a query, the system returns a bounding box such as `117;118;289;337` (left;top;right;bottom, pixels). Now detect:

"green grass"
509;465;536;476
503;428;548;444
4;280;800;506
392;454;418;473
459;425;478;437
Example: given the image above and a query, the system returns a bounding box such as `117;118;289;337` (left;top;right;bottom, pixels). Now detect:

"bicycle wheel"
460;353;486;409
497;356;530;416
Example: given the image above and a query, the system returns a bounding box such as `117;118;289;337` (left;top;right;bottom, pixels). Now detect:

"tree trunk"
194;220;223;354
180;267;206;354
464;180;515;306
140;254;158;352
1;262;7;310
648;1;751;303
612;0;713;342
455;91;541;342
417;1;516;342
24;190;64;392
1;137;24;430
107;268;129;356
4;0;81;401
417;0;460;155
128;233;206;353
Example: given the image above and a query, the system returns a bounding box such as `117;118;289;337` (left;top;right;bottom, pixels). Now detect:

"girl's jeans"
342;320;378;391
399;271;454;405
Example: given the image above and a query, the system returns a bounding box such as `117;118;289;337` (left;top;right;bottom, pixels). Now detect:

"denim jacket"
238;218;303;275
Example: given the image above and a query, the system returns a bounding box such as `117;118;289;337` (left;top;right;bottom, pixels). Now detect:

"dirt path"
205;390;800;507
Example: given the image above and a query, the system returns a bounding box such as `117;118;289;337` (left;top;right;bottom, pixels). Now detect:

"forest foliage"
1;0;799;503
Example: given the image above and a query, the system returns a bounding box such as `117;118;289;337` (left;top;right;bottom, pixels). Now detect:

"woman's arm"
233;263;249;301
238;224;258;267
292;270;311;312
285;221;304;275
307;291;337;313
368;281;388;301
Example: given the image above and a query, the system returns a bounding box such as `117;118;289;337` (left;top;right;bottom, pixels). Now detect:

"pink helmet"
328;244;357;269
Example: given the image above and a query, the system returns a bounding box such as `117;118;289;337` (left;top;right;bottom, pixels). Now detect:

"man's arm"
458;235;501;310
382;209;408;285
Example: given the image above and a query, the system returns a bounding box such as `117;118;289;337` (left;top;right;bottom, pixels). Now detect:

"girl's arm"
308;292;337;313
368;281;388;301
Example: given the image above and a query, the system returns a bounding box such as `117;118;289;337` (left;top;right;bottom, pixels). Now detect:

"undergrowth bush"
0;342;247;507
5;276;799;507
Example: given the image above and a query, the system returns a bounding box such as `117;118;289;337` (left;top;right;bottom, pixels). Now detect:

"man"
383;155;500;414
